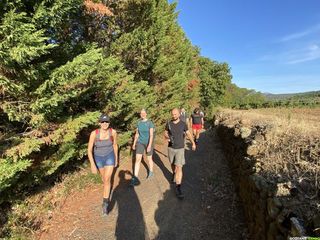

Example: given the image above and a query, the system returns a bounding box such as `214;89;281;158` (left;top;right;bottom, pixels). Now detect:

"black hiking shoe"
102;201;109;216
175;185;184;200
130;176;140;186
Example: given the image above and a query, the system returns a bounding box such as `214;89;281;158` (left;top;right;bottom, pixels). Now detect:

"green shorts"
168;147;185;166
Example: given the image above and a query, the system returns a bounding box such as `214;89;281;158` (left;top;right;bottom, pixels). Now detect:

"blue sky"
174;0;320;94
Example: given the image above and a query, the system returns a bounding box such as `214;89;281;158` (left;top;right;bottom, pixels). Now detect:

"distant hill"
263;90;320;100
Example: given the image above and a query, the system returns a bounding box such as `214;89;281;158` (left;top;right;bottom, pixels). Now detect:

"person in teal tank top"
131;109;155;186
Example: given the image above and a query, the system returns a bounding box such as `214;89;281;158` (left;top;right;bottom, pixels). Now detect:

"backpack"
95;128;113;142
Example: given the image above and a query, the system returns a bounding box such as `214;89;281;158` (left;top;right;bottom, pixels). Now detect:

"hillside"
263;90;320;100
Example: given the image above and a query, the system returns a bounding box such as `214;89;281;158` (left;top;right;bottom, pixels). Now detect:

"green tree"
199;57;232;110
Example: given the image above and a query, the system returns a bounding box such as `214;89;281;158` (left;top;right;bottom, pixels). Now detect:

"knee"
104;176;111;185
135;156;142;163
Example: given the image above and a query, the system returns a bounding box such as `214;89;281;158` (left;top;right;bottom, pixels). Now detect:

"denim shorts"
94;152;115;168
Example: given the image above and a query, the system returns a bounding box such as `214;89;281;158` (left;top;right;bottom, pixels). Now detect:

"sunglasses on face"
100;121;109;124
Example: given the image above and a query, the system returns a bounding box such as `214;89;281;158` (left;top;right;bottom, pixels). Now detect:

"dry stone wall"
213;112;320;240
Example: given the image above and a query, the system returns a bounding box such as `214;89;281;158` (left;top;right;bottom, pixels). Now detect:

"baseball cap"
99;114;110;123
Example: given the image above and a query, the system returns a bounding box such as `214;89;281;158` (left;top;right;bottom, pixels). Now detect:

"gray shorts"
168;147;185;166
136;142;154;156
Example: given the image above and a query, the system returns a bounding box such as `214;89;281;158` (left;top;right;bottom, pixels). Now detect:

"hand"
114;160;118;167
147;145;152;153
91;165;98;174
192;143;196;151
132;144;136;150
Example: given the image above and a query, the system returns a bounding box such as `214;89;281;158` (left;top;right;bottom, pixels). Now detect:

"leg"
175;165;183;185
134;154;143;177
147;155;154;172
168;147;176;183
174;148;185;199
147;155;154;178
98;167;105;183
192;127;196;139
146;145;154;178
102;166;114;198
196;129;200;140
171;163;175;174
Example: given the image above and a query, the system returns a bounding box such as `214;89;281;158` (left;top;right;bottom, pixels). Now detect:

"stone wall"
213;113;319;240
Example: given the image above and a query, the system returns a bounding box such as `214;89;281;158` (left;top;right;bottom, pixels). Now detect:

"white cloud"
279;24;320;42
258;43;320;64
285;44;320;64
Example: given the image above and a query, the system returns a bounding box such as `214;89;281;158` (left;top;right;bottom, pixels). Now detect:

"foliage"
0;0;207;215
223;83;266;109
223;84;320;109
199;57;232;111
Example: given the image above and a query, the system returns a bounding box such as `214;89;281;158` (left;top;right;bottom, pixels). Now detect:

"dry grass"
218;107;320;199
220;107;320;138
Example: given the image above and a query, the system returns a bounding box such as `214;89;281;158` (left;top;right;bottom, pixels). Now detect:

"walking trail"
39;129;247;240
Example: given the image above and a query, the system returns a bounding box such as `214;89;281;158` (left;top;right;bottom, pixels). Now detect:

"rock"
267;198;281;219
313;214;320;229
289;187;299;197
247;145;259;156
240;127;251;139
254;133;265;142
275;182;291;197
290;217;306;237
234;127;241;137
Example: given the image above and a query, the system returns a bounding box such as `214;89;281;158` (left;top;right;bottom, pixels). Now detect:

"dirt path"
39;129;247;240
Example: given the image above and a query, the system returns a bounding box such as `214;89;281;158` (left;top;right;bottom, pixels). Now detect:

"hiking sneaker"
195;139;199;145
175;186;184;200
130;176;140;186
147;171;154;179
102;201;108;216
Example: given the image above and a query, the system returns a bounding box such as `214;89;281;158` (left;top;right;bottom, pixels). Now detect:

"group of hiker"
87;107;204;215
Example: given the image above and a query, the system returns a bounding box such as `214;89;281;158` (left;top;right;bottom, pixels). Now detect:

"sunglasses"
100;121;109;124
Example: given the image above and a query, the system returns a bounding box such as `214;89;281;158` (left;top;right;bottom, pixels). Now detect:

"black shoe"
195;139;199;145
175;186;184;200
102;201;108;215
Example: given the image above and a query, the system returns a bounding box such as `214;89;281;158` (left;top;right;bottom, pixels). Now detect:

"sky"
173;0;320;94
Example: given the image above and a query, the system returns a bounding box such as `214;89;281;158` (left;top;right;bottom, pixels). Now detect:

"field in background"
219;107;320;137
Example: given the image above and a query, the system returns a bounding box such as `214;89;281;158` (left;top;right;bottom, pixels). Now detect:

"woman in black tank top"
191;108;204;144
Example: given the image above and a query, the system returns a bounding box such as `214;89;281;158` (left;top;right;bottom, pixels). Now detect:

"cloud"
279;24;320;42
285;44;320;64
258;44;320;64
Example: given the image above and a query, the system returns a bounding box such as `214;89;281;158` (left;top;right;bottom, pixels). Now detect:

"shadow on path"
109;170;147;240
153;149;172;184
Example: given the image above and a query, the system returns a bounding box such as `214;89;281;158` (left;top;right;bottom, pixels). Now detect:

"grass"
217;107;320;237
2;162;102;240
218;107;320;197
220;107;320;137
